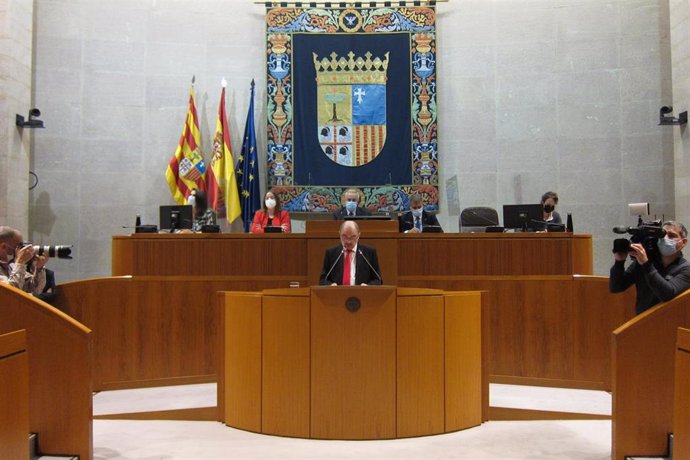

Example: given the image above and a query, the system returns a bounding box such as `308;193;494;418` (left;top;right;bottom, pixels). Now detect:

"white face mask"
265;198;276;209
658;237;678;256
187;195;196;207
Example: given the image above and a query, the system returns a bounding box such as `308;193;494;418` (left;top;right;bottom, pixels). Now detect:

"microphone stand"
358;249;382;284
323;249;345;284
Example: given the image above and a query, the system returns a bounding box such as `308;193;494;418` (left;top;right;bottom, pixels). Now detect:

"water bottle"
135;214;141;227
566;213;573;232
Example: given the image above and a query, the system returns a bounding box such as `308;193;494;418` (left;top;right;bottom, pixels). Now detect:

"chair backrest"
460;207;499;231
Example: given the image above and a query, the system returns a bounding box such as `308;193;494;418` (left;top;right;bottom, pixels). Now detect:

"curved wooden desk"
218;286;487;439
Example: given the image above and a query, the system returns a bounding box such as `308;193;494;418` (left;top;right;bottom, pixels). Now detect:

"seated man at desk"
320;220;382;286
333;188;372;219
399;194;443;233
610;220;690;315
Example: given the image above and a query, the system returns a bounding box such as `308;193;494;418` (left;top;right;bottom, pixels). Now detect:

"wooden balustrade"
0;283;92;460
612;290;690;459
0;329;29;460
673;327;690;459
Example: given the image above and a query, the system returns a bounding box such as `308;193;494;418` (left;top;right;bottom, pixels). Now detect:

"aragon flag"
207;80;241;223
165;81;206;204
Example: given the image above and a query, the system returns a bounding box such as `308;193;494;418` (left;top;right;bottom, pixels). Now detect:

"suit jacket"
319;244;382;285
250;210;291;233
398;210;442;233
332;206;372;220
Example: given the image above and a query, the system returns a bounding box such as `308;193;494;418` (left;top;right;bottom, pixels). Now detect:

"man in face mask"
0;226;48;295
610;220;690;315
333;188;372;220
398;194;443;233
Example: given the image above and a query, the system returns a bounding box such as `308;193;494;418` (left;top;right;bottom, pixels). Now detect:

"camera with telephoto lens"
612;220;666;258
23;242;73;259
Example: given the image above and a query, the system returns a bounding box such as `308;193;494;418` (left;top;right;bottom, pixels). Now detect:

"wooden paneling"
222;292;262;433
310;286;397;439
674;327;690;460
400;276;634;390
397;233;593;276
305;220;399;234
113;233;308;276
219;287;484;439
396;292;445;437
55;277;307;391
0;330;29;460
612;291;690;460
69;232;608;392
0;284;92;460
113;232;592;278
262;291;310;437
572;276;634;388
445;292;483;431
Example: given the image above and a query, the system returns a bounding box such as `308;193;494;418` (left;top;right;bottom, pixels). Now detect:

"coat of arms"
314;51;389;167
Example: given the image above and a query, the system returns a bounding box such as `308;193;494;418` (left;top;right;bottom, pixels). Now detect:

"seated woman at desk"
189;189;216;232
541;191;562;226
250;190;291;233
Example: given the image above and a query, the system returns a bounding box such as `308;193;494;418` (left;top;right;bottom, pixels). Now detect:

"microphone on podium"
324;248;345;284
358;249;382;284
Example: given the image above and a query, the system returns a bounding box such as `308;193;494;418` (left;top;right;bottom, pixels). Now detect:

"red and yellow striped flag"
207;82;241;223
165;83;206;204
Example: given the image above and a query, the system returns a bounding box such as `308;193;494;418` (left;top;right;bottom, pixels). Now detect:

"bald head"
339;220;360;250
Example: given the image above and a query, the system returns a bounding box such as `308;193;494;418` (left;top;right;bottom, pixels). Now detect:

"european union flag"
236;80;261;233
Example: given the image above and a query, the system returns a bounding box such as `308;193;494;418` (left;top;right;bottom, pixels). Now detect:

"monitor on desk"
344;214;392;221
502;204;544;232
159;205;193;232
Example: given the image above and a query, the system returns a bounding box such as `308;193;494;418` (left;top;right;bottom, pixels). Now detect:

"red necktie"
342;249;352;285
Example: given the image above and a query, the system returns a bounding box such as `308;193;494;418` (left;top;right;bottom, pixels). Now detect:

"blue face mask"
345;200;357;212
411;208;423;218
658;238;678;256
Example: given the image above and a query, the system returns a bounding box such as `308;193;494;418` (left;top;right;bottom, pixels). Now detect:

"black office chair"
459;207;499;232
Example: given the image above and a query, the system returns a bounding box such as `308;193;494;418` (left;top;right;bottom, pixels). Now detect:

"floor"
91;383;613;459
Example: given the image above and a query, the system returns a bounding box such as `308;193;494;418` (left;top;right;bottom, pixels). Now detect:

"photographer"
0;226;48;296
609;220;690;314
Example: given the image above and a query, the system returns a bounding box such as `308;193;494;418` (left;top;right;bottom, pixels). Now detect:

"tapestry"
265;4;438;213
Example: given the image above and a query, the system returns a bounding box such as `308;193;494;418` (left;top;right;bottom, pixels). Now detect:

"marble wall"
25;0;674;280
671;0;690;222
0;0;33;231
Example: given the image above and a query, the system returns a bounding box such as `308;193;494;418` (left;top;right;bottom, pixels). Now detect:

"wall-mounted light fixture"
658;106;687;126
16;108;44;128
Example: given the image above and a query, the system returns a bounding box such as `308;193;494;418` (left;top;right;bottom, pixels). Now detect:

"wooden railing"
612;290;690;460
673;327;690;459
0;329;29;460
55;275;633;393
0;283;92;460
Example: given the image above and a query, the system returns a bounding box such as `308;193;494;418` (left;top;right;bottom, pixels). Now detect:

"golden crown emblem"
313;51;389;85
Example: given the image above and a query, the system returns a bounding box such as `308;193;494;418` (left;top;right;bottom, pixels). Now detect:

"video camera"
23;242;73;259
612;220;666;257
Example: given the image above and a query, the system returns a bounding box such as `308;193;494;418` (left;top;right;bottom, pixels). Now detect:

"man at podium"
319;221;382;286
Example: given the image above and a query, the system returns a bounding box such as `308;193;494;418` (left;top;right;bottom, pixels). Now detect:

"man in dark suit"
398;194;443;233
333;188;372;220
319;220;382;285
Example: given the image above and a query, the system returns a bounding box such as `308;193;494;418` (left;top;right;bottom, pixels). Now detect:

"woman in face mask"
250;190;292;233
188;189;217;232
541;191;562;226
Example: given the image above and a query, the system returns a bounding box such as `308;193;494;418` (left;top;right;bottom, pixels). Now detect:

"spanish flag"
165;82;206;204
206;80;241;223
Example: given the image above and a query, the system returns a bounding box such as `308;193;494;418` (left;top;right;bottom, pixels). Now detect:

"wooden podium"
218;286;487;439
